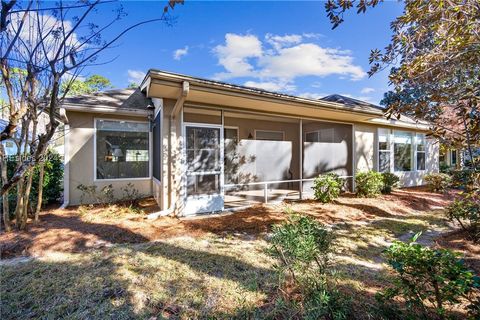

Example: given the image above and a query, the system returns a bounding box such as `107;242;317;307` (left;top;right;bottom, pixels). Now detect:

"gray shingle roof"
320;94;384;114
61;88;152;111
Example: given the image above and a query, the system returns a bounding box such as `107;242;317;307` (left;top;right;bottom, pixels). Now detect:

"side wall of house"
66;111;152;205
354;124;439;187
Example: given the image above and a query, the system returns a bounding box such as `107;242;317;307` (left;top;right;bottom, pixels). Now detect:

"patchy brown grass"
1;187;478;319
0;187;459;259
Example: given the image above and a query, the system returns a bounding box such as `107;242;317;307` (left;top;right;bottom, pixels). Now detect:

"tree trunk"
15;178;25;230
34;161;45;222
0;144;10;231
22;168;34;222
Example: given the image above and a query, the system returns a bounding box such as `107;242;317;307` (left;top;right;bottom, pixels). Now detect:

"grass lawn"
1;187;479;319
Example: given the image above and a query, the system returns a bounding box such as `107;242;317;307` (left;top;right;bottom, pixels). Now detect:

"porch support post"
299;119;303;200
264;183;268;204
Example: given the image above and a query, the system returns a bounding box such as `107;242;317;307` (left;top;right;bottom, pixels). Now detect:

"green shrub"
1;149;63;216
312;173;343;203
381;172;400;194
77;184;115;204
268;213;351;319
451;169;480;191
121;182;141;205
424;173;452;193
355;171;384;197
446;192;480;242
377;233;480;319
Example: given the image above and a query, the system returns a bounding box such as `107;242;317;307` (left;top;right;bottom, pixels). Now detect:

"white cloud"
8;13;81;61
213;33;366;87
127;70;146;84
265;33;303;50
173;46;189;60
360;87;375;94
259;43;365;81
244;80;296;92
213;33;262;79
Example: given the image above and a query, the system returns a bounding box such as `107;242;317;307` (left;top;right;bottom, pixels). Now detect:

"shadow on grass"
1;213;150;258
1;238;277;319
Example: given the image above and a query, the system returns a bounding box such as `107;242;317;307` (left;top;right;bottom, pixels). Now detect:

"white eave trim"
63;104;151;116
367;117;430;131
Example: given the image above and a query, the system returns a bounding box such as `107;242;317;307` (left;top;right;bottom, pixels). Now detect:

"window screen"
96;120;149;179
255;130;284;141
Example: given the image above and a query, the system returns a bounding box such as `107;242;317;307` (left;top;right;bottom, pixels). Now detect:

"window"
394;131;413;171
96;119;150;179
378;129;425;172
378;129;391;172
415;133;426;170
255;130;284;141
451;150;457;166
305;128;335;143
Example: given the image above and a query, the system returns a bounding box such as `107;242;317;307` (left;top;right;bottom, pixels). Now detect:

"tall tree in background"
326;0;480;168
61;74;112;96
0;0;184;231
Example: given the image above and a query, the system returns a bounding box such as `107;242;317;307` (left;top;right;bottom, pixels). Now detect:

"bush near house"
424;173;452;193
446;193;480;242
377;233;480;320
381;172;400;194
2;149;63;216
451;169;480;191
355;171;384;198
312;173;343;203
267;213;351;319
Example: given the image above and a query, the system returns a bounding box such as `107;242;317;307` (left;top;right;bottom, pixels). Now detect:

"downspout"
148;81;189;219
59;108;70;209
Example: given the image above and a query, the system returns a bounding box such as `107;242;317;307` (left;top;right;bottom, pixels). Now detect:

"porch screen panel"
152;112;161;180
302;121;353;190
223;112;300;186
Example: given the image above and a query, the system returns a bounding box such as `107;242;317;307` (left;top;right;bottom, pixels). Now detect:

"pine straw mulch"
0;187;473;261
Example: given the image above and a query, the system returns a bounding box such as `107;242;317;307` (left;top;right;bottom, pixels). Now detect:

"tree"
127;82;139;89
0;0;184;230
61;74;112;96
325;0;480;169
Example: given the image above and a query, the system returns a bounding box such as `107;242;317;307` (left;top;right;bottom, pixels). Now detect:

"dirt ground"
2;186;474;262
1;187;479;319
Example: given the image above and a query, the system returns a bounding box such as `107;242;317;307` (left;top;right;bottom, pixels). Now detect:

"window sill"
94;177;151;182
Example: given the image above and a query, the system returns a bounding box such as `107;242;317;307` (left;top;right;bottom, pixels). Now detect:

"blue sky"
85;1;404;105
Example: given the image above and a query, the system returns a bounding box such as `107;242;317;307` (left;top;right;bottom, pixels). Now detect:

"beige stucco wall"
354;124;377;172
66;111;152;205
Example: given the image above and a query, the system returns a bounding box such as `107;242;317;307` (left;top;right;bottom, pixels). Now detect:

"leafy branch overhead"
0;0;184;231
326;0;480;167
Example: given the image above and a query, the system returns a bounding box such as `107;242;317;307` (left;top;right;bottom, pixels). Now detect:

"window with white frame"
394;131;413;171
415;133;426;170
378;129;391;172
96;119;150;179
378;129;425;172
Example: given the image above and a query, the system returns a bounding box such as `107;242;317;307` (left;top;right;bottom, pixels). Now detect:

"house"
60;69;439;216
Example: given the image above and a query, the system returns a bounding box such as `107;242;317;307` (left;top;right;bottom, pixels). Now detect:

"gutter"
147;81;189;219
62;104;151;116
60;108;70;209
